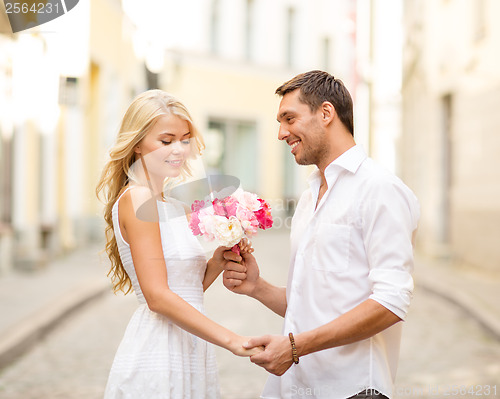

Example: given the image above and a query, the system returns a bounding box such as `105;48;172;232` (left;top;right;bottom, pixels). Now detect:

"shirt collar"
328;144;367;174
307;145;367;193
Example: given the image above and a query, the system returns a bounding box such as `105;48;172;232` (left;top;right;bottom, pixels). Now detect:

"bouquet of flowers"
189;188;273;254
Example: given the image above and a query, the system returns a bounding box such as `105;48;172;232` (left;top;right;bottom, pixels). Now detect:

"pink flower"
188;190;273;251
232;188;261;212
236;205;259;235
189;211;202;235
222;196;238;217
213;199;227;217
191;200;206;212
212;196;238;217
199;214;217;240
255;199;273;229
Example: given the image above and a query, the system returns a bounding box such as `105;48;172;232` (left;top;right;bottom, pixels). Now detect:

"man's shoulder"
356;157;418;202
358;157;405;185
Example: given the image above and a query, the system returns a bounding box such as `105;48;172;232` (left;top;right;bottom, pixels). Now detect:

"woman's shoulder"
118;185;161;223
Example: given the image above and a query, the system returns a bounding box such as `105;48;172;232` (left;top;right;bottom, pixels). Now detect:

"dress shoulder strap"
115;186;134;206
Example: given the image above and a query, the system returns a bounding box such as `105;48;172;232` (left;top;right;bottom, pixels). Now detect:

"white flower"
198;207;217;240
232;188;261;212
214;215;244;247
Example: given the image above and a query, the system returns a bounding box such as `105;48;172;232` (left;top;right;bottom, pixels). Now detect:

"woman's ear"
134;145;141;154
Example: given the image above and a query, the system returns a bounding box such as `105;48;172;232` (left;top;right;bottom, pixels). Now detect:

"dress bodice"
111;188;207;308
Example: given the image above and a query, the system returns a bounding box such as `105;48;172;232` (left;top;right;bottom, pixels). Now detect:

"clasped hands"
221;244;294;376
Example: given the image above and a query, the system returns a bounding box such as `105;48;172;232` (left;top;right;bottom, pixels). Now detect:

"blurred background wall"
401;0;500;272
0;0;498;277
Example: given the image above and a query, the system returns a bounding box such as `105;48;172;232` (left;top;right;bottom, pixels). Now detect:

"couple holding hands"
96;70;419;399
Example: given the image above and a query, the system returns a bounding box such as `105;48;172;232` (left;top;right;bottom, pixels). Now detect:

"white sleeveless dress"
104;188;220;399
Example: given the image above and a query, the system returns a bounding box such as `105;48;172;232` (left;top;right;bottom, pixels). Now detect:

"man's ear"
321;101;335;124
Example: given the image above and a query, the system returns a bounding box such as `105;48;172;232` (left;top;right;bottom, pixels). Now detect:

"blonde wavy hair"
96;90;205;294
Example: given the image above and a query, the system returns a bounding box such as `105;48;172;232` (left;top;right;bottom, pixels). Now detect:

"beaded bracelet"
288;332;299;364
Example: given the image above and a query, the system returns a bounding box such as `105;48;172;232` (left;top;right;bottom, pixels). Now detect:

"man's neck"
314;138;356;209
317;141;356;174
315;174;329;210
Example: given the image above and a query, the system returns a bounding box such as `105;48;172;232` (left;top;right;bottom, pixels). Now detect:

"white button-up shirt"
262;145;420;399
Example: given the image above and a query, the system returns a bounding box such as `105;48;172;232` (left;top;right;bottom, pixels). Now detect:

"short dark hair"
275;70;354;136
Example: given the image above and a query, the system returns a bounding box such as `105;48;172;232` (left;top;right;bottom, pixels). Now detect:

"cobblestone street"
0;230;499;398
2;0;500;397
395;285;500;399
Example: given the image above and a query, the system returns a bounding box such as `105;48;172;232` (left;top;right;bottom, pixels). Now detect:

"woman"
96;90;258;398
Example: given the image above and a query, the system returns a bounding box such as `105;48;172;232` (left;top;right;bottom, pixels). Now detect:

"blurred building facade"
124;0;359;209
0;0;146;272
355;0;403;174
1;0;363;273
401;0;500;272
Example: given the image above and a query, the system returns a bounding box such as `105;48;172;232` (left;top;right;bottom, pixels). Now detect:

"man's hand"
223;248;288;317
223;250;260;296
244;335;294;376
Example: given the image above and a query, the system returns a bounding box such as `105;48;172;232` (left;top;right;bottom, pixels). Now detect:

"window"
286;7;295;67
58;76;79;106
207;119;258;192
245;0;255;61
322;37;331;71
0;135;12;225
473;0;486;42
439;94;453;244
0;55;13;226
210;0;220;54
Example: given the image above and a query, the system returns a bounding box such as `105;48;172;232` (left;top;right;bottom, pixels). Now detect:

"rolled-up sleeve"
363;178;420;320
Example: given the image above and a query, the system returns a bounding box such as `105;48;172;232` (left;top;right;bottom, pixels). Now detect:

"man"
223;70;419;399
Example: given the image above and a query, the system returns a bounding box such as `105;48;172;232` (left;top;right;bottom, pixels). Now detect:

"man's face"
276;90;328;167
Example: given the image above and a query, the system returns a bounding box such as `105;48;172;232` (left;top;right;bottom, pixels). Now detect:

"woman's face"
134;114;192;180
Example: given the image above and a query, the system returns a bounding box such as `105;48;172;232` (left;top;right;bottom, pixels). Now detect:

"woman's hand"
211;245;231;266
238;238;254;255
229;335;264;357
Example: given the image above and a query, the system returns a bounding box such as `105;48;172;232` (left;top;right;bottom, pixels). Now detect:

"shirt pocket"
312;223;351;273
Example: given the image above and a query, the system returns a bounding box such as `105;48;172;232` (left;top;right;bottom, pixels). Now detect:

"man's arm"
223;251;287;317
246;180;419;376
246;299;401;376
297;299;400;354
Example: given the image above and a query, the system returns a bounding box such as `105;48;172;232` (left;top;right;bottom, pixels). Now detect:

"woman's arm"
120;188;258;356
203;254;224;291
